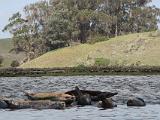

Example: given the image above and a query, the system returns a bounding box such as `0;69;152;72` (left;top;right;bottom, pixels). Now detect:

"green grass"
94;58;110;67
0;38;25;67
21;31;160;68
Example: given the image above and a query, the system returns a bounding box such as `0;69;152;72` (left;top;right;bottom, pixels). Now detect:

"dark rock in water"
98;98;116;109
6;100;66;110
77;94;91;106
0;100;8;109
127;97;146;107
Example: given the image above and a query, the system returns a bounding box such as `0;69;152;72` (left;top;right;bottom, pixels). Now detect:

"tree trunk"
115;22;118;36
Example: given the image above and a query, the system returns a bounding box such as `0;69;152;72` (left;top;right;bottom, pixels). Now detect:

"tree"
23;1;51;55
3;1;50;61
104;0;160;35
3;0;160;61
2;12;34;61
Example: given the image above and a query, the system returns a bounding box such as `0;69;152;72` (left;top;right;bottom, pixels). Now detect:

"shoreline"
1;66;160;77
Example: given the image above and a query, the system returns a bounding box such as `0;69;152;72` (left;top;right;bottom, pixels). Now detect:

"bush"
76;64;86;69
155;30;160;37
0;56;4;66
148;31;160;37
94;58;110;67
10;60;20;67
88;36;109;44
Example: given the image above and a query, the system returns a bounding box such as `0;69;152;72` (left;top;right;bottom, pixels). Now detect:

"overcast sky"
0;0;160;39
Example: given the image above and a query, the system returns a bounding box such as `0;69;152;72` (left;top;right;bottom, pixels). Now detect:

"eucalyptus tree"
104;0;160;35
23;1;50;56
45;0;75;49
54;0;115;43
2;12;34;61
3;1;50;61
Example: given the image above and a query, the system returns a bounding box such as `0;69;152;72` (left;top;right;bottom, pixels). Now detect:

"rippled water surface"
0;105;160;120
0;75;160;120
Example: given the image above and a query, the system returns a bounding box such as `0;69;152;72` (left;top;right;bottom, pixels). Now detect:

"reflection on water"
0;105;160;120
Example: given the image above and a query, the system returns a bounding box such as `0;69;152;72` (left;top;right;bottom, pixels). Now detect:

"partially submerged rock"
6;100;65;110
102;98;117;109
97;98;117;109
0;97;12;109
25;92;75;105
127;97;146;107
0;100;8;109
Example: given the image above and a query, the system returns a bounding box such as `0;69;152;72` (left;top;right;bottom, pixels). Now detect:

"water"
0;105;160;120
0;75;160;120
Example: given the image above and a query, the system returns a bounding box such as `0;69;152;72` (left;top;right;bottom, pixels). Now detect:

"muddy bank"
0;76;160;104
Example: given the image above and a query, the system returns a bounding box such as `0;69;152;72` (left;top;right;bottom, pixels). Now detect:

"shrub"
94;58;110;67
148;31;160;37
155;30;160;37
76;64;86;69
148;32;153;37
11;60;20;67
88;36;109;44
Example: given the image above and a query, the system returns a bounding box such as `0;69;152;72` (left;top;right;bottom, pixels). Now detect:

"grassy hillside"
21;31;160;68
0;38;25;67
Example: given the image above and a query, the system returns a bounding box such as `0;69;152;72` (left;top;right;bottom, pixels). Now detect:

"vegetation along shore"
1;66;160;77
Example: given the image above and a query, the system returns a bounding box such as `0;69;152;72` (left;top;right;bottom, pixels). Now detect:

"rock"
0;100;8;109
77;94;92;106
7;100;66;110
25;92;75;105
0;97;12;109
127;97;146;107
98;98;116;109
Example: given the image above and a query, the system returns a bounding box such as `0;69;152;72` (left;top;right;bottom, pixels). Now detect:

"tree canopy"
3;0;160;61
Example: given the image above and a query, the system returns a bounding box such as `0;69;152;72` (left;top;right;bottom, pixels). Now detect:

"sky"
0;0;160;39
0;0;40;39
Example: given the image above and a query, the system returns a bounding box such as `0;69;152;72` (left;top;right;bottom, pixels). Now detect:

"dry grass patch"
21;31;160;68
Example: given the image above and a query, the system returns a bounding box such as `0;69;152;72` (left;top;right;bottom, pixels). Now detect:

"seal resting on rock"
66;88;118;102
6;100;66;110
75;86;91;106
25;92;75;105
77;94;92;106
127;97;146;107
